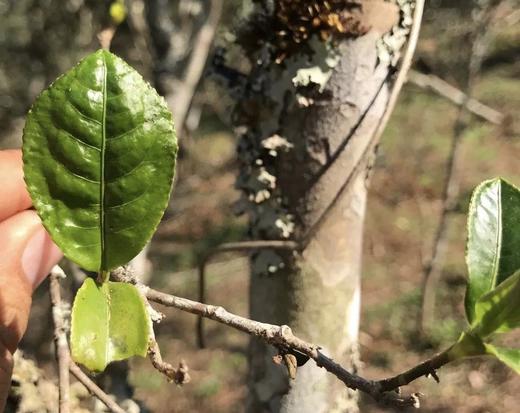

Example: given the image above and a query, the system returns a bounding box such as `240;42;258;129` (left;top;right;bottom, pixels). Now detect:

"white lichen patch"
292;37;340;92
257;167;277;189
250;189;271;203
377;0;415;65
235;30;344;277
262;134;294;156
275;216;295;239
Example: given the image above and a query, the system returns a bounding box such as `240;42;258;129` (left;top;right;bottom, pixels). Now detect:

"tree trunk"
232;2;418;412
246;35;391;413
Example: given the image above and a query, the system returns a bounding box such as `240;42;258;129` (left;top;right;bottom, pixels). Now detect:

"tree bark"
246;35;390;413
232;2;418;412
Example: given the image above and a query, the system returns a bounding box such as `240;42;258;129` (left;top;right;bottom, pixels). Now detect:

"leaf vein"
53;157;100;184
105;190;148;211
105;159;150;183
107;123;143;142
67;100;102;126
56;127;101;152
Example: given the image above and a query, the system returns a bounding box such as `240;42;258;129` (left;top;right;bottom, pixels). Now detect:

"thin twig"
376;348;452;392
49;266;71;413
420;0;502;335
407;70;503;124
197;240;299;348
131;269;189;383
112;266;456;409
148;340;191;385
69;362;126;413
168;0;223;137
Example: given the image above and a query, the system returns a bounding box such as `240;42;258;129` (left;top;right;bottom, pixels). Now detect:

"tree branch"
148;340;191;385
139;284;191;385
197;240;299;348
69;362;126;413
49;266;70;413
407;70;503;124
168;0;223;137
376;349;451;392
111;266;459;409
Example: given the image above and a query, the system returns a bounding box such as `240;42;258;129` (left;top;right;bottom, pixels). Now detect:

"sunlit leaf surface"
465;178;520;323
71;278;150;372
23;49;177;271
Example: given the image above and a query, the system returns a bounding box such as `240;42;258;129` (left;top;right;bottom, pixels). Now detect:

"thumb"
0;210;62;410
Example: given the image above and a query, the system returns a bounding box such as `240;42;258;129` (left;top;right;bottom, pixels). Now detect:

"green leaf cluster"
450;179;520;374
22;49;177;371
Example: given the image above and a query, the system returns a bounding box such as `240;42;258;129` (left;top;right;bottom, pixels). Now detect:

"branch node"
148;306;165;323
174;360;191;386
111;266;136;283
428;370;440;383
148;340;190;385
279;325;293;339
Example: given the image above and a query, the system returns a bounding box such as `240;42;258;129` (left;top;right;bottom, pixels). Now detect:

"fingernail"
21;228;63;289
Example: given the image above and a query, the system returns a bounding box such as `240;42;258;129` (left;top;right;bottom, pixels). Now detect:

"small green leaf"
71;278;150;372
23;49;177;272
465;178;520;323
484;344;520;374
471;270;520;338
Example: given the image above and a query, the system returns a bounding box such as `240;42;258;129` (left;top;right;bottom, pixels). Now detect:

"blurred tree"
0;0;113;130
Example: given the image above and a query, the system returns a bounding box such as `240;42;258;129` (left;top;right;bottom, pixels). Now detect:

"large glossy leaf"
471;270;520;338
23;49;177;271
484;344;520;374
465;178;520;323
71;278;150;372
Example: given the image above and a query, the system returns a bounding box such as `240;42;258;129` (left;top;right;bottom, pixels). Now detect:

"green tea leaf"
71;278;150;372
465;178;520;323
23;49;177;271
484;344;520;374
471;270;520;338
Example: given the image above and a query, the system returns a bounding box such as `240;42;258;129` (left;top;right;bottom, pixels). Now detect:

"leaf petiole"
97;270;110;284
446;331;486;361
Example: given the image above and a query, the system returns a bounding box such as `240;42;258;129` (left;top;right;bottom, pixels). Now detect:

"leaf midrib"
490;182;502;291
100;53;108;271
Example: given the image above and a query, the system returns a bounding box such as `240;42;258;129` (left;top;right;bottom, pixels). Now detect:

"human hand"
0;149;62;410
